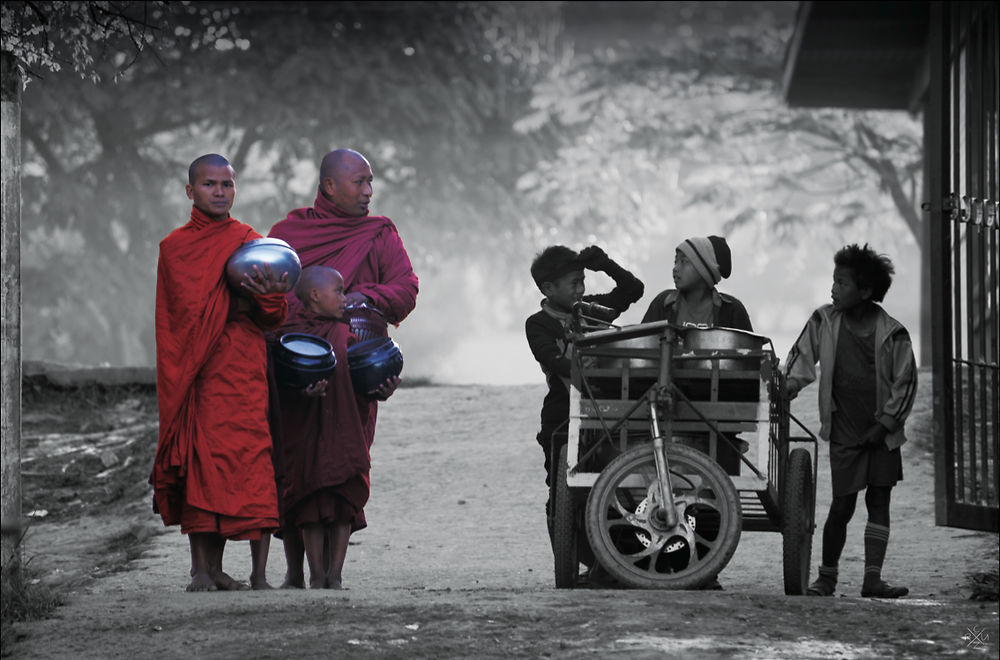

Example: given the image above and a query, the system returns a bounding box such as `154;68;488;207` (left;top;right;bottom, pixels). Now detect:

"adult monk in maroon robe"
152;154;289;592
268;148;416;582
271;266;399;588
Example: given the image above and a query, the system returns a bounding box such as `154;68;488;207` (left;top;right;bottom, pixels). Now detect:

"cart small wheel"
782;447;814;595
553;445;581;588
585;443;741;589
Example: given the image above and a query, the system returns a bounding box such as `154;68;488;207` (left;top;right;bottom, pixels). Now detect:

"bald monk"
268;148;418;523
152;154;289;592
270;266;399;589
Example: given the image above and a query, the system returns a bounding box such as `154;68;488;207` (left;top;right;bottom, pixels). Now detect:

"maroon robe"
270;310;372;532
268;190;419;454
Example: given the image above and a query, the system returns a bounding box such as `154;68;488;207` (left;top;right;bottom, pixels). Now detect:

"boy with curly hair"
784;243;917;598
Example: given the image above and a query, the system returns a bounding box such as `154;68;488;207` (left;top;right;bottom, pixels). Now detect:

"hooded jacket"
784;304;917;450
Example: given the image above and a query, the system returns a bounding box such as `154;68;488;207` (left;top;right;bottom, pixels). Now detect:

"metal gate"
928;1;999;531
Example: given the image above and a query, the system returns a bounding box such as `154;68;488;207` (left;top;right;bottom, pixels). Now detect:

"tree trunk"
1;51;23;568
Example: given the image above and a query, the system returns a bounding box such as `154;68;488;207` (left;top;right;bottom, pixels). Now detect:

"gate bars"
929;1;999;531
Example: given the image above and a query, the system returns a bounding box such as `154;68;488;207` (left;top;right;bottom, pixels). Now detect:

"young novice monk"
152;154;288;592
272;265;399;589
525;245;644;582
784;243;917;598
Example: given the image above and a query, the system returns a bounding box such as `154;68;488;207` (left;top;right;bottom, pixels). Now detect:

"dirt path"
9;382;999;659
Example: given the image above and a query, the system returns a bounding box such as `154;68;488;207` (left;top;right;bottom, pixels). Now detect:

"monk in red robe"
268;148;418;547
270;266;399;589
152;154;289;592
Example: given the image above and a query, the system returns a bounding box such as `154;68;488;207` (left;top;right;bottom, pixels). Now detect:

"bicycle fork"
649;330;679;529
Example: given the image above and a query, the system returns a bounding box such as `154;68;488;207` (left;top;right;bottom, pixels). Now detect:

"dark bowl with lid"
347;337;403;398
274;332;337;388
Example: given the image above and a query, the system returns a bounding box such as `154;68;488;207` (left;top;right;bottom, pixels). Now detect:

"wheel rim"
588;447;739;584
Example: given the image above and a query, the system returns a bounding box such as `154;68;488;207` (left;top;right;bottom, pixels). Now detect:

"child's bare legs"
325;522;351;589
807;492;857;595
301;524;327;589
249;536;273;590
281;529;306;589
861;486;907;597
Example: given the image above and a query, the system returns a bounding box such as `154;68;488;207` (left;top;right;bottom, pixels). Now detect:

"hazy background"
17;1;923;385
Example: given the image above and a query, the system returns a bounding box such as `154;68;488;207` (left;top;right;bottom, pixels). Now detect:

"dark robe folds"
152;207;286;540
271;311;372;532
268;190;418;451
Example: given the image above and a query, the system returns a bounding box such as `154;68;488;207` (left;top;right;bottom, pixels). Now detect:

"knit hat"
677;235;732;288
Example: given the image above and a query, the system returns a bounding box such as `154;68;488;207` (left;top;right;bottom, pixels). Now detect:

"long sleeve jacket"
525;259;644;430
783;304;918;450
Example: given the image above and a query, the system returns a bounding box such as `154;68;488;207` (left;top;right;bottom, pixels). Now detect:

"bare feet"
280;576;305;589
309;575;326;589
186;572;218;592
250;578;273;590
213;570;249;591
326;578;344;590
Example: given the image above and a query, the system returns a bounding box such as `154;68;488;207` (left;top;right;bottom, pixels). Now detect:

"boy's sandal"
806;578;836;596
861;581;909;598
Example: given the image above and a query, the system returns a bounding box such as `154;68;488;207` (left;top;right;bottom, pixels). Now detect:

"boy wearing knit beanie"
641;234;754;591
641;235;752;330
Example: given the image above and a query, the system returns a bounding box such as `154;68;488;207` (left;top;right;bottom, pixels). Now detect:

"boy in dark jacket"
526;245;644;488
641;235;752;330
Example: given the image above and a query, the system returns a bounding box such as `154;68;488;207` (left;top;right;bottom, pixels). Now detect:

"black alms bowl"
347;337;403;398
275;333;337;389
225;238;302;294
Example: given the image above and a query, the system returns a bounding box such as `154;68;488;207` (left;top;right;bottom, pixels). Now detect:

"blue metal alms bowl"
274;332;337;389
347;337;403;399
225;238;301;294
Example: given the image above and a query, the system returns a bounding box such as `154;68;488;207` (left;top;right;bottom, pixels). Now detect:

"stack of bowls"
345;303;389;343
274;333;337;388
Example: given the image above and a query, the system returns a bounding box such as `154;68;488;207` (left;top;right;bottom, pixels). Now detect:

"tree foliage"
514;1;922;264
13;1;567;366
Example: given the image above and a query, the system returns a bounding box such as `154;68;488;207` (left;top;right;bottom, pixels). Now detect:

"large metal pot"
225;238;301;294
677;327;769;370
593;334;661;370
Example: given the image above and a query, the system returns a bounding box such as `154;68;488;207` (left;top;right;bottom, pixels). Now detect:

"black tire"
782;447;814;595
585;443;741;589
553;445;579;588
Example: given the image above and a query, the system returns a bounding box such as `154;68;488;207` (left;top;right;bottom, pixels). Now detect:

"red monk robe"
269;310;372;534
268;190;419;450
152;207;287;539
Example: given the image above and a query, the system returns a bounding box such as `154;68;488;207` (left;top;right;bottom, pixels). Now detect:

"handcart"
551;306;819;593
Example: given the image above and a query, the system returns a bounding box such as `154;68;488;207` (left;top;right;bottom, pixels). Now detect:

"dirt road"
9;380;999;659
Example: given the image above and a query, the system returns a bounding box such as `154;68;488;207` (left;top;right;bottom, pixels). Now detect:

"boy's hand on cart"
577;245;610;271
861;423;890;448
778;380;798;401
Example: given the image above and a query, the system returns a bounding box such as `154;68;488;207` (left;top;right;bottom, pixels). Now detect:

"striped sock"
818;565;838;583
864;522;891;583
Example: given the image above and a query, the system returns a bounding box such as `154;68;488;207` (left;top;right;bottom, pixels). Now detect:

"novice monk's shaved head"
295;266;344;303
296;266;347;321
188;153;234;185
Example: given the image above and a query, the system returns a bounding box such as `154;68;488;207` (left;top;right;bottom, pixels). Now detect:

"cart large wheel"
585;443;741;589
552;445;581;588
782;447;814;595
